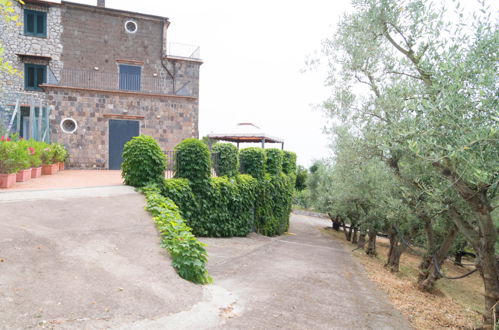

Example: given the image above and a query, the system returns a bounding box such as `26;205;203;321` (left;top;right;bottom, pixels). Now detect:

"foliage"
0;139;25;173
142;185;211;284
1;0;24;76
317;0;499;326
51;143;68;163
121;135;167;188
161;175;258;237
174;138;211;191
239;147;266;180
212;142;238;177
295;165;308;191
282;151;297;175
255;173;294;236
265;148;283;175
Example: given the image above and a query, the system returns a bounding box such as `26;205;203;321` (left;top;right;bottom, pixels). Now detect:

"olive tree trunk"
365;231;377;256
385;231;406;273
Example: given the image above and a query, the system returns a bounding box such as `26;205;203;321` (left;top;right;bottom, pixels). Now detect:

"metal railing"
164;150;220;179
167;42;201;60
56;69;186;96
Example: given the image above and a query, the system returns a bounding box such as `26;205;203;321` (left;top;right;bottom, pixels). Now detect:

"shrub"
174;138;211;190
282;151;297;175
255;173;294;236
52;143;69;163
26;140;43;168
40;145;55;165
121;135;167;187
239;147;266;180
265;148;284;175
0;140;25;174
212;143;239;177
162;175;258;237
142;185;211;284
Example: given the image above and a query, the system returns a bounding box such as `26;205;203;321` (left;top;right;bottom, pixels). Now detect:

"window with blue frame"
25;64;47;91
119;64;141;92
24;9;47;37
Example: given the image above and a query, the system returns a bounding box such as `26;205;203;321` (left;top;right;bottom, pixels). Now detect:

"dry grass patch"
322;228;483;330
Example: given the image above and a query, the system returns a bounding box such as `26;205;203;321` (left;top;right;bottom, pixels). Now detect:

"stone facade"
1;0;201;169
0;1;63;97
45;87;198;168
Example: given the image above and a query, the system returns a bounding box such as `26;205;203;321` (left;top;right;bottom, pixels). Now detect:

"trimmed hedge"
162;175;258;237
282;151;297;175
212;143;239;177
122;135;167;187
239;147;266;180
142;186;211;284
265;148;283;175
174;138;211;190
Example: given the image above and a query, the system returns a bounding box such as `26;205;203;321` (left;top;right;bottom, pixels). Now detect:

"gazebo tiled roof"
207;123;284;148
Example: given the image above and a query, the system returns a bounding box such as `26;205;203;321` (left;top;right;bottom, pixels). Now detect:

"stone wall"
0;2;63;97
46;87;199;168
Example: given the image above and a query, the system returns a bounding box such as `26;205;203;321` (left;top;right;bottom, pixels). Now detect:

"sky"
73;0;349;167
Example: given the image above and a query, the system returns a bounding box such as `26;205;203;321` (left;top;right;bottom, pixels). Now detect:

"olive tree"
321;0;498;327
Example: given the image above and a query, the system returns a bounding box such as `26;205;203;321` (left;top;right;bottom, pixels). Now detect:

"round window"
125;20;138;34
60;118;78;134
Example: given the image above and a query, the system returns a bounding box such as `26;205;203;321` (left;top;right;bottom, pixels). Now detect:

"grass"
321;227;484;330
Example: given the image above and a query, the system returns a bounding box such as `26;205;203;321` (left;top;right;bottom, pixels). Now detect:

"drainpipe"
160;19;176;95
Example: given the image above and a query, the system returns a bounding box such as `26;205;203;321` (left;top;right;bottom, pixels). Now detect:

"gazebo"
207;123;284;149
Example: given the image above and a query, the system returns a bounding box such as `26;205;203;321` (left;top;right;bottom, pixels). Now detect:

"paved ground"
201;215;410;330
6;170;124;191
0;186;410;329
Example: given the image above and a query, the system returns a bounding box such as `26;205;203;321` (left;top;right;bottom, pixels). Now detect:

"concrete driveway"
0;187;409;329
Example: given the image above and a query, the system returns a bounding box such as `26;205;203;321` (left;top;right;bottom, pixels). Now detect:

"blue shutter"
25;64;47;91
119;65;141;91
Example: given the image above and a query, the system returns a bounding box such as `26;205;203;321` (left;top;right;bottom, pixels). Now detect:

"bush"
239;147;266;180
26;140;43;168
265;148;284;175
52;143;69;163
162;175;258;237
174;138;211;190
212;143;239;177
142;185;211;284
0;140;25;173
121;135;167;187
255;173;294;236
282;151;297;175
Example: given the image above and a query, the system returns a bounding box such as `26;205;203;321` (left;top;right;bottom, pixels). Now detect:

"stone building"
0;0;201;169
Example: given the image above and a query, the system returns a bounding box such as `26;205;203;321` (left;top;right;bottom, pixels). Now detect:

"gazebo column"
237;142;240;149
261;138;265;149
281;142;284;150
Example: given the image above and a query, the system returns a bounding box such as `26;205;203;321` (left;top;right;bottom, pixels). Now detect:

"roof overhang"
207;133;284;144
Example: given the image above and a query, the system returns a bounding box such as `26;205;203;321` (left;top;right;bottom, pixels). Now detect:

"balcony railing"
167;42;201;60
54;69;193;96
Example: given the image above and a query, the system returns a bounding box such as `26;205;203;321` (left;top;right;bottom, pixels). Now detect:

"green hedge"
122;135;167;187
239;147;266;180
265;148;283;175
174;138;211;190
282;151;297;175
212;143;239;177
255;173;294;236
162;175;258;237
142;186;211;284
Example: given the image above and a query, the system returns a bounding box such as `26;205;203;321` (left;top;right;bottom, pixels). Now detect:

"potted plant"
15;139;32;182
52;143;68;171
0;139;22;188
41;145;58;175
28;140;43;178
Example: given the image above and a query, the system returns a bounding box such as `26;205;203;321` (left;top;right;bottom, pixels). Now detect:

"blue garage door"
109;119;139;170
